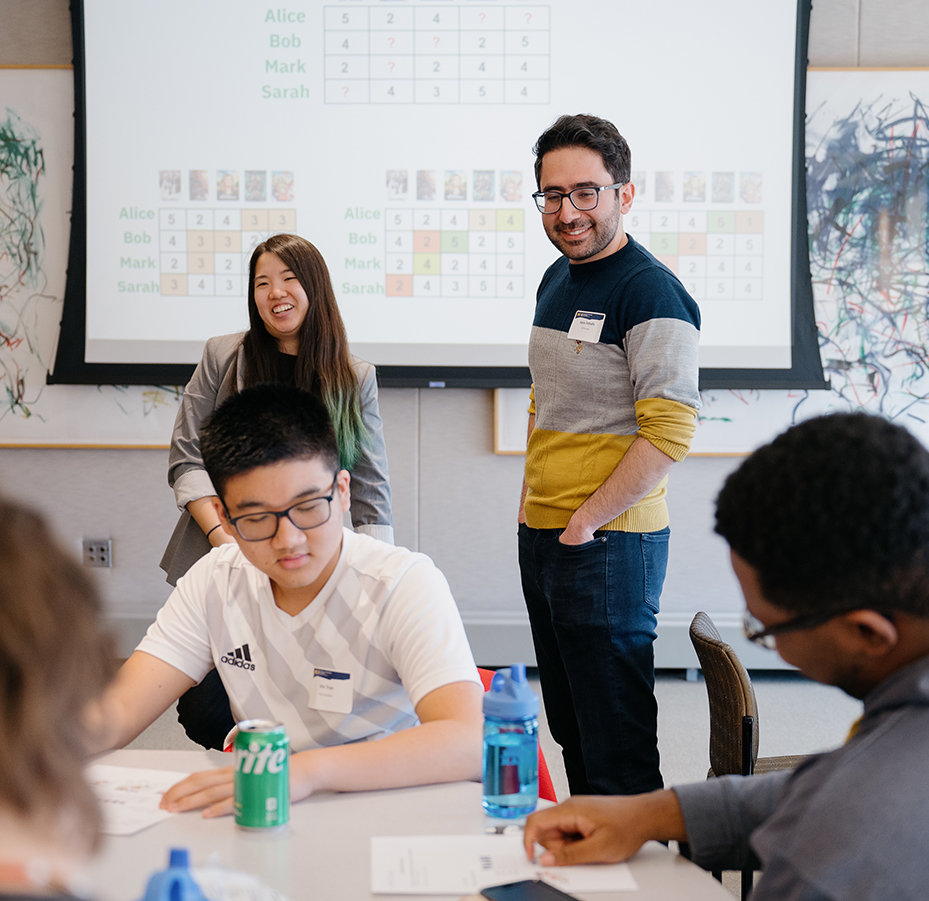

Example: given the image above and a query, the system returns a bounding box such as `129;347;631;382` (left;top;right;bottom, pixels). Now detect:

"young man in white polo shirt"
96;384;482;816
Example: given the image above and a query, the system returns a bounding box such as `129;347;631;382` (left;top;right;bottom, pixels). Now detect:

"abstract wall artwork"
696;69;929;452
0;68;179;446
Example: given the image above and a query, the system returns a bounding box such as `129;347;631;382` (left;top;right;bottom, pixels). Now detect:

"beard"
543;204;623;261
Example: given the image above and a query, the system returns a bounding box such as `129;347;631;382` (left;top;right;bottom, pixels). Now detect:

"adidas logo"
221;643;256;671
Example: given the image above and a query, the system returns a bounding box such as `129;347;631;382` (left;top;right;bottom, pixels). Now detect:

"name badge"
566;310;605;343
310;666;353;714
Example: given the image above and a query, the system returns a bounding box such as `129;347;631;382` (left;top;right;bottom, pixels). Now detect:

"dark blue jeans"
518;523;668;796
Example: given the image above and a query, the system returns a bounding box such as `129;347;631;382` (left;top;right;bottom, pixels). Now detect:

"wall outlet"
83;539;113;568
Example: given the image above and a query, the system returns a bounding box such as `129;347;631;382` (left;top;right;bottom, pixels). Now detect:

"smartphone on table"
480;879;580;900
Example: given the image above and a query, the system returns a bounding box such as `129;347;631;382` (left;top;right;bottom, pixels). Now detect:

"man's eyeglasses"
532;183;625;214
742;608;894;650
224;476;338;541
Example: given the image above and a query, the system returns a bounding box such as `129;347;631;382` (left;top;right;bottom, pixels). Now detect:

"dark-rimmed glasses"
742;608;894;650
532;183;625;214
224;476;338;541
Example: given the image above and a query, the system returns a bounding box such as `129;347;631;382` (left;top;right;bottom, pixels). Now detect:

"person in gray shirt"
523;411;929;901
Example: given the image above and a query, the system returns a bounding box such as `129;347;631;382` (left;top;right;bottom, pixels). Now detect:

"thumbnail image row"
386;168;524;202
382;170;765;205
633;170;764;205
159;170;296;203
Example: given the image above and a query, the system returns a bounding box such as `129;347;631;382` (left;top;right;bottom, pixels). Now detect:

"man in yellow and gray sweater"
518;114;700;797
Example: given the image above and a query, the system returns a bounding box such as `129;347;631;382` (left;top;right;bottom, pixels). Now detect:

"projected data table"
158;208;297;297
324;4;551;104
384;207;525;298
627;209;764;304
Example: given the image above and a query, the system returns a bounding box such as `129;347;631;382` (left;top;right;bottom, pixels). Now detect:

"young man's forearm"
86;651;196;755
292;716;482;796
523;790;688;866
160;681;484;818
562;438;676;543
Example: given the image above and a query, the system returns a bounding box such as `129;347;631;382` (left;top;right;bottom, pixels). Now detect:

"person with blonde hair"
0;496;115;899
162;232;392;585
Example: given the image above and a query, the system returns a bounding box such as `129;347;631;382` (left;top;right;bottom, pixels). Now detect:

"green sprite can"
233;719;289;830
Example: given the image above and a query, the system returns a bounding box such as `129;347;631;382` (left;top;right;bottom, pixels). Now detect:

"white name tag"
309;666;353;714
566;310;605;343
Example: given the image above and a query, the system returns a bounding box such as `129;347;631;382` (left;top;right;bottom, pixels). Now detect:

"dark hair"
715;412;929;617
0;497;116;851
242;233;366;470
533;114;632;187
201;383;340;497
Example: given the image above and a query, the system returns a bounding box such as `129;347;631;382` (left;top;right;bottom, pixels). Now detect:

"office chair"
477;668;557;803
688;611;805;899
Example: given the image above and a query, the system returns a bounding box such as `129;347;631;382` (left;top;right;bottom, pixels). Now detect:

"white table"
86;750;731;901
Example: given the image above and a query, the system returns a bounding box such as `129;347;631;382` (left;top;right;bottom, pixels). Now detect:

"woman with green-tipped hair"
161;232;393;586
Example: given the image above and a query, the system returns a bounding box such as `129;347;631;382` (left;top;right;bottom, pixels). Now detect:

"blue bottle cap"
482;663;539;719
138;847;208;901
168;848;190;869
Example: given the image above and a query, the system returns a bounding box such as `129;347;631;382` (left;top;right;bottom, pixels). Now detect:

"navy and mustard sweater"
525;235;701;532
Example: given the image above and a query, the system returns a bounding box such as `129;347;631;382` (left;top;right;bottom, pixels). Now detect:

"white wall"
1;0;927;666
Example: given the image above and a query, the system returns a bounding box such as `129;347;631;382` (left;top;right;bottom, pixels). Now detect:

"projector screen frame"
51;0;824;391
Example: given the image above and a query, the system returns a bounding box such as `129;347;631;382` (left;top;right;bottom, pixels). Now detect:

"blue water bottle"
137;848;208;901
482;663;539;818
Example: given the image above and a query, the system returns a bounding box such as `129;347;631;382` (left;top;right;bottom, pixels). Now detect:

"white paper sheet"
370;833;637;894
86;764;190;835
191;865;292;901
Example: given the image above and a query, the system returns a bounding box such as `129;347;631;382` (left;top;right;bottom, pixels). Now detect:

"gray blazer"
159;333;393;584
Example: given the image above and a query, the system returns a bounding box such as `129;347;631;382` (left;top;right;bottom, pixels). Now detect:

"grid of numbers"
627;209;764;302
385;207;525;297
324;5;550;104
158;208;297;296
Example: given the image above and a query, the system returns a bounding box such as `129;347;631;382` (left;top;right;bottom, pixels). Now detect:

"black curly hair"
532;114;632;188
715;412;929;617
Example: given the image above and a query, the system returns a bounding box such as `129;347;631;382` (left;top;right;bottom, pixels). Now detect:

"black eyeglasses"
743;608;895;650
532;183;625;214
224;476;338;541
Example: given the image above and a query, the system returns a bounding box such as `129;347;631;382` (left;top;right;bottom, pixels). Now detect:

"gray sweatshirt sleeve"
349;359;394;543
673;771;791;871
168;334;241;509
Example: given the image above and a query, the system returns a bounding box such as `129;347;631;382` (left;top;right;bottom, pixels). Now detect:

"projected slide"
81;0;800;372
